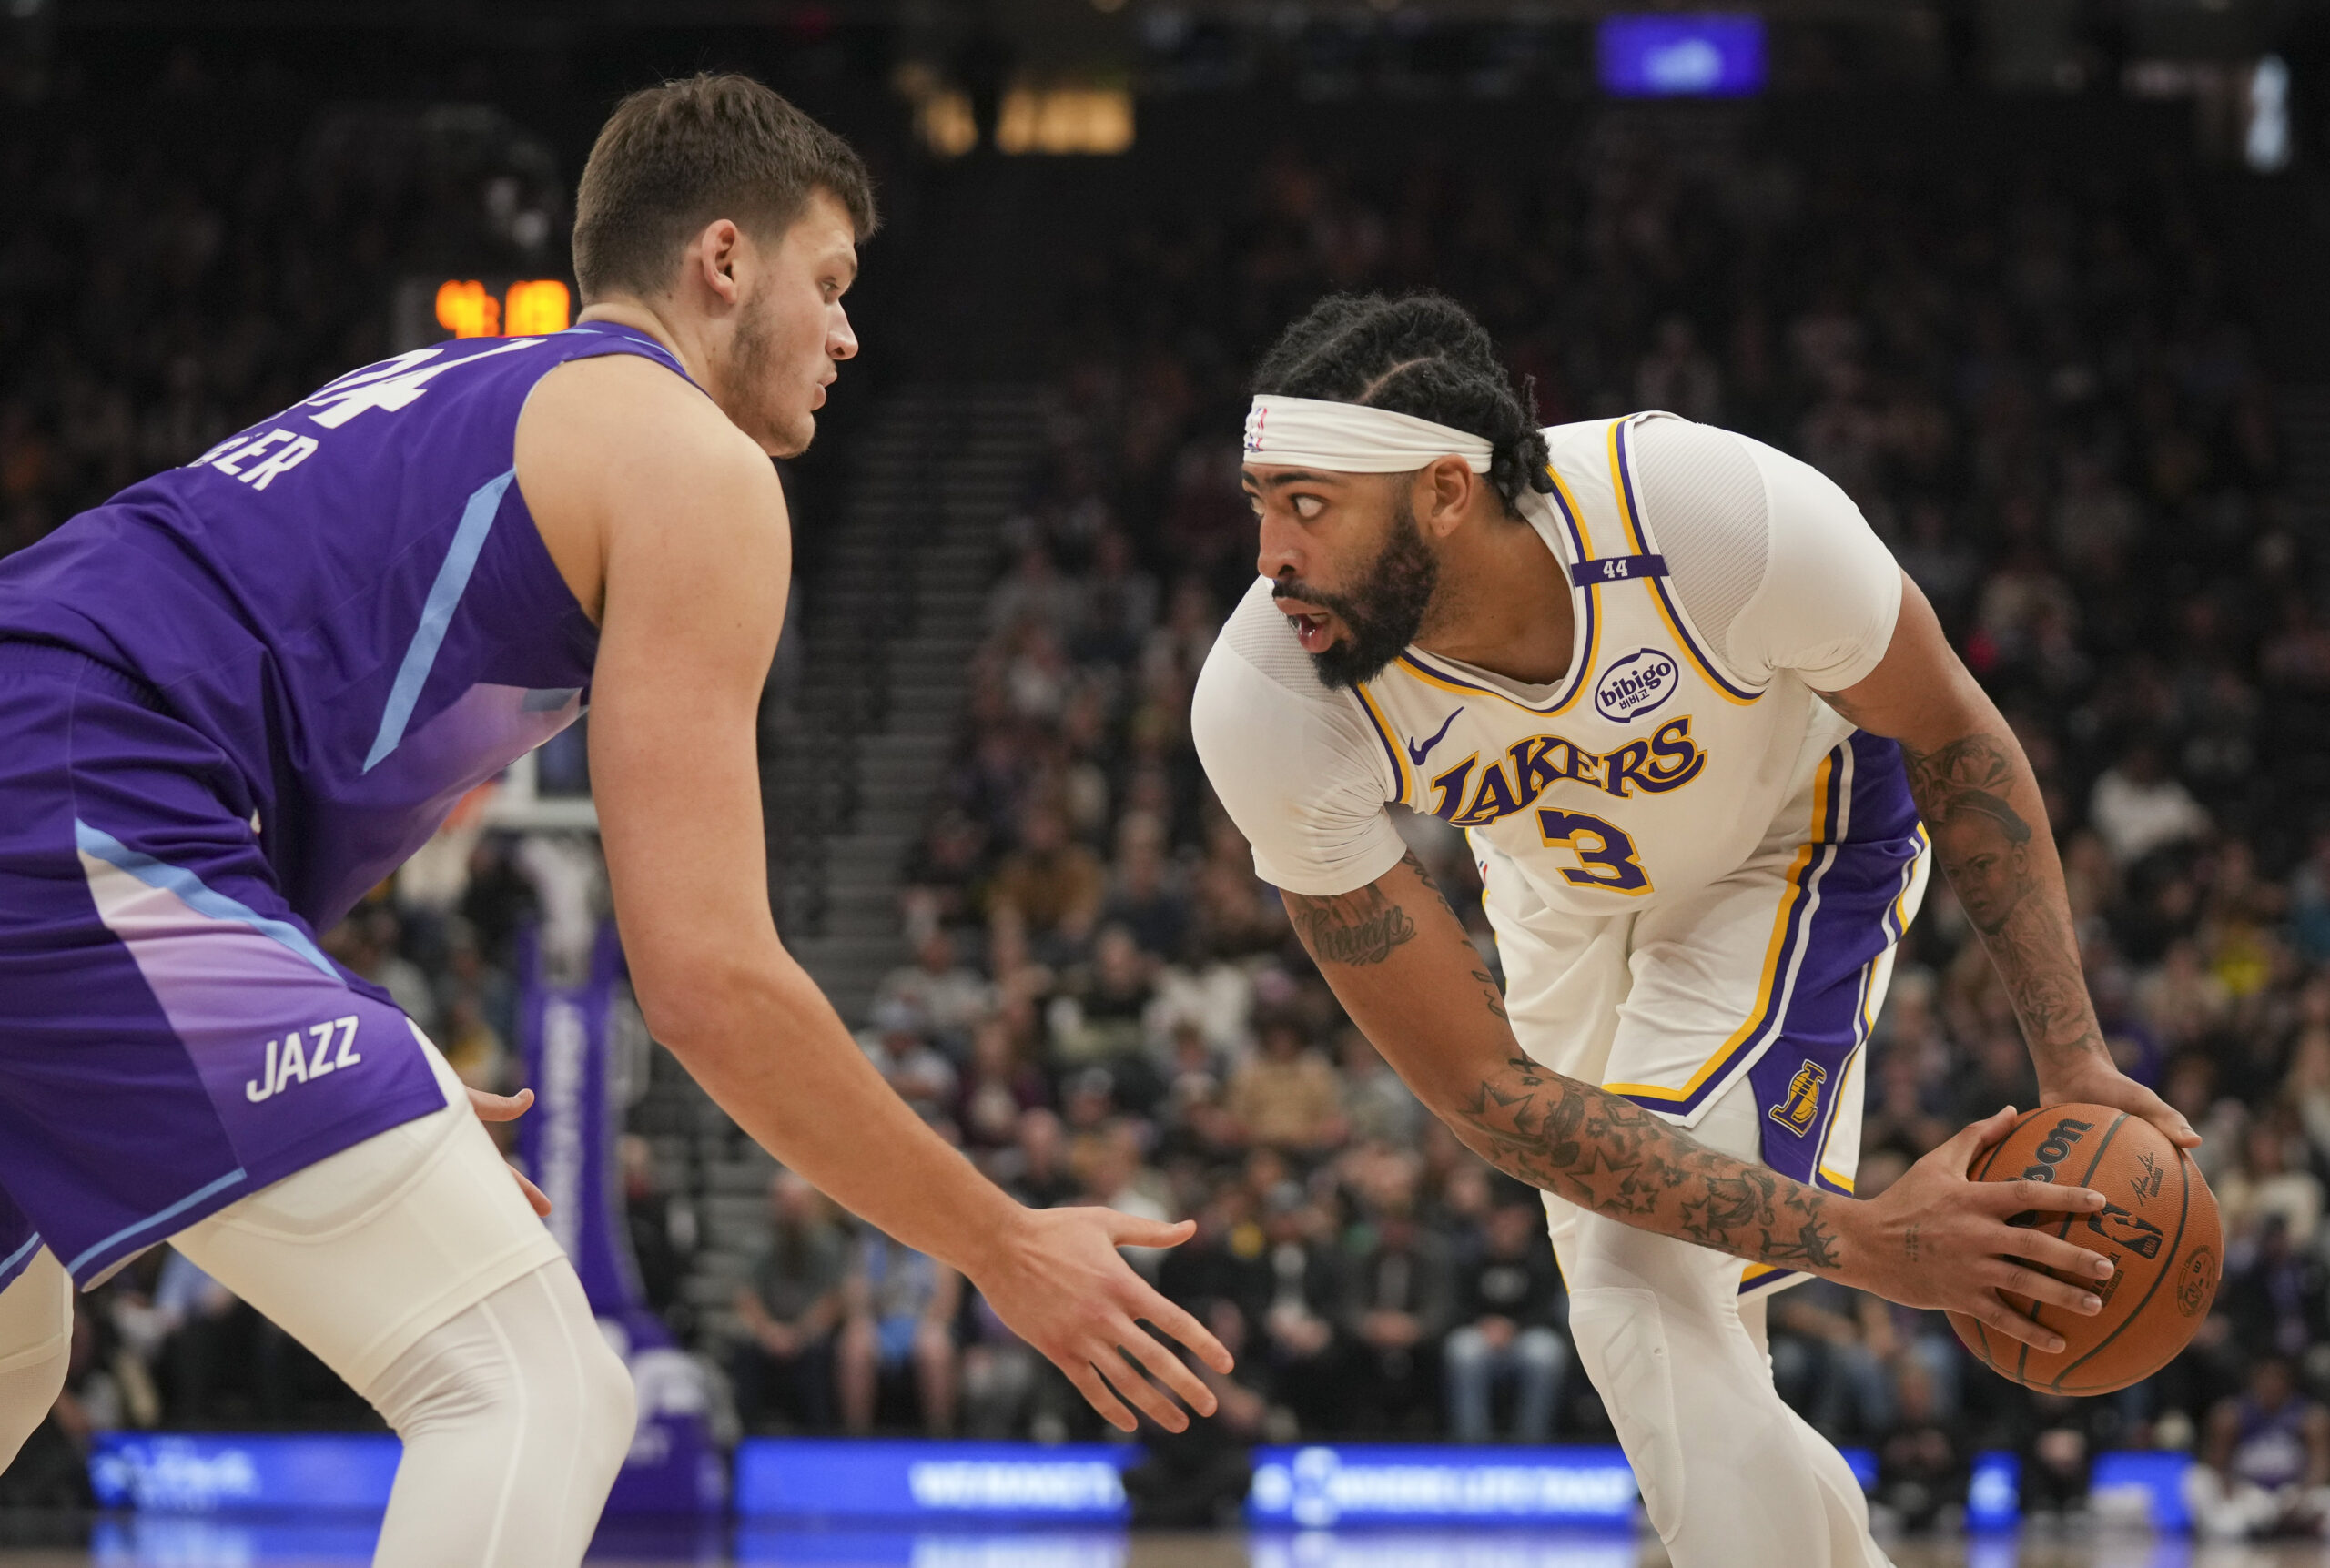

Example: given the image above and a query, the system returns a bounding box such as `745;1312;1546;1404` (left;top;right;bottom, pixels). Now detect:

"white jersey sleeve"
1630;414;1902;693
1191;578;1410;897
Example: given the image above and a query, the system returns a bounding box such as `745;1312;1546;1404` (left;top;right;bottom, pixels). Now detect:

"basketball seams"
2020;1112;2125;1391
2054;1135;2194;1395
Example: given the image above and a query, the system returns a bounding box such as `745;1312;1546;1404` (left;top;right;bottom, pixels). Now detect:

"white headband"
1241;394;1494;474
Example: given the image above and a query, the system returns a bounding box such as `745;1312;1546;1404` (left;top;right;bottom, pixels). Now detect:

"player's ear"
1419;457;1475;538
692;218;745;306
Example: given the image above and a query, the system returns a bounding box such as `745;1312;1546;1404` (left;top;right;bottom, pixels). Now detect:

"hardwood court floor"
4;1528;2330;1566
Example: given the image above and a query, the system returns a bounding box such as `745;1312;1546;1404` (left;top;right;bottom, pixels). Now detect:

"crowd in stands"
8;58;2330;1541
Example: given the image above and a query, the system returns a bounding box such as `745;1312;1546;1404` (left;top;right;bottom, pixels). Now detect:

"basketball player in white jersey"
1193;293;2197;1568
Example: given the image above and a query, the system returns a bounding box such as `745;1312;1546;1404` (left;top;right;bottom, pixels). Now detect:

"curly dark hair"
1250;291;1555;511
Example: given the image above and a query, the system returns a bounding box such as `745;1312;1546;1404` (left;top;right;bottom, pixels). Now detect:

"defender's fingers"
1109;1214;1197;1249
1972;1292;2068;1354
1981;1179;2106;1215
1063;1359;1137;1433
1096;1348;1189;1432
1124;1289;1234;1373
1980;1259;2102;1318
467;1086;534;1122
1116;1321;1218;1418
511;1166;552;1218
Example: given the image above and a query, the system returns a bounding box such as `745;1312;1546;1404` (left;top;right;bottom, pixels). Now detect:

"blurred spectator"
621;1135;695;1333
1226;1015;1347;1155
988;805;1105;962
1258;1195;1350;1435
2221;1216;2330;1371
956;1017;1052;1154
2015;1390;2120;1531
991;1107;1081;1209
859;1002;959;1128
1770;1282;1896;1441
1343;1192;1455;1435
2090;743;2211;867
1339;1027;1423;1148
731;1172;846;1434
1101;811;1191;961
1122;1320;1266;1529
1872;1360;1967;1534
1444;1200;1569;1444
837;1233;960;1436
2217;1112;2325;1253
871;930;992;1051
2187;1356;2330;1541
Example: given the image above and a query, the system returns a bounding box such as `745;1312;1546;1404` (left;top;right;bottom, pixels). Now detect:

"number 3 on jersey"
1535;808;1652;895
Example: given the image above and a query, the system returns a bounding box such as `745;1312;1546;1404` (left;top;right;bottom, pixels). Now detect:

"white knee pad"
0;1249;72;1469
367;1262;636;1568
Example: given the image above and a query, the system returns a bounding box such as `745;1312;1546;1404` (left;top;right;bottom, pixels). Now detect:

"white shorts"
1480;731;1930;1294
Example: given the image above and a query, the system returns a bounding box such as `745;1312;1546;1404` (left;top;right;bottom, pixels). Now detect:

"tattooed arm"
1820;572;2197;1148
1284;848;2114;1351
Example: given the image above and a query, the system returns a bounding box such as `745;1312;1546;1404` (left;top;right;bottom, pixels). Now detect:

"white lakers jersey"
1194;412;1905;910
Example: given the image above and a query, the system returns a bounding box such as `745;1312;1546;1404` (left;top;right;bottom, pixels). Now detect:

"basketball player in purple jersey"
0;76;1229;1565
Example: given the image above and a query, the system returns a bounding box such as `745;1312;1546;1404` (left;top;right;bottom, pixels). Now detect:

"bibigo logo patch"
1594;649;1680;723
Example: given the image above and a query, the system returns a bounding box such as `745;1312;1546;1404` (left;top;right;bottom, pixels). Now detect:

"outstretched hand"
970;1205;1233;1433
1842;1106;2115;1353
466;1086;554;1218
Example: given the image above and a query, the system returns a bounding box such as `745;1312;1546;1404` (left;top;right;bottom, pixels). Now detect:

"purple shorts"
0;644;447;1291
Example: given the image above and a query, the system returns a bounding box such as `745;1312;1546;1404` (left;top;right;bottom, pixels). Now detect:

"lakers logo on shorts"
1768;1059;1827;1137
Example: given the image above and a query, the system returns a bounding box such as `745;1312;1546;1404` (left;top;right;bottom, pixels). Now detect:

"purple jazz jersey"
0;326;692;1289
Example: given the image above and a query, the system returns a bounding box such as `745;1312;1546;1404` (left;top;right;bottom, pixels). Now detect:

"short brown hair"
572;73;877;302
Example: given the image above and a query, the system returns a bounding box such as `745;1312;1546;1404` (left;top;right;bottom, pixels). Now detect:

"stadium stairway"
772;381;1046;1025
635;381;1045;1344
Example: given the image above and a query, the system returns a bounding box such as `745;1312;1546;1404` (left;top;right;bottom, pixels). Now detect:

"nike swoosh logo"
1407;708;1462;766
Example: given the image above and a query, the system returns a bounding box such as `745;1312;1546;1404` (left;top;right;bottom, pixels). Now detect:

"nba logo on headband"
1242;405;1268;454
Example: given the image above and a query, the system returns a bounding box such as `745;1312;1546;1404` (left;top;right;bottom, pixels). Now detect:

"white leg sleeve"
1545;1084;1891;1568
1739;1293;1893;1567
0;1247;72;1470
167;1031;633;1566
365;1264;635;1568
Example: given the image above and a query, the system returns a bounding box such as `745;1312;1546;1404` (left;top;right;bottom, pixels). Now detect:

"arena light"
1598;14;1766;98
431;278;572;339
995;84;1134;155
2248;55;2292;172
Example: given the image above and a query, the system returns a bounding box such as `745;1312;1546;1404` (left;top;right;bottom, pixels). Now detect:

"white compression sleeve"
366;1263;635;1568
167;1033;632;1567
0;1248;72;1471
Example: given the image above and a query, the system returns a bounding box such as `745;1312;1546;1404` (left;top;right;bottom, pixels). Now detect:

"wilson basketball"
1945;1104;2221;1395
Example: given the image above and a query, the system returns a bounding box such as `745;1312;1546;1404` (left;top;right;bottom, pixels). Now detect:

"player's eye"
1293;495;1324;520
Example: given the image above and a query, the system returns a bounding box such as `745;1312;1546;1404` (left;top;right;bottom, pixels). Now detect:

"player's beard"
1276;492;1439;690
730;288;816;458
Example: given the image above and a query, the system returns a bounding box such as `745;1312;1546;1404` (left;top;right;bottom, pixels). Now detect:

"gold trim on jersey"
1350;683;1413;807
1605;417;1764;707
1601;749;1839;1107
1390;460;1603;716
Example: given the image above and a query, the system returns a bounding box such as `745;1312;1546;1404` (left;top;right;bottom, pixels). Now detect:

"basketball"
1947;1105;2221;1396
